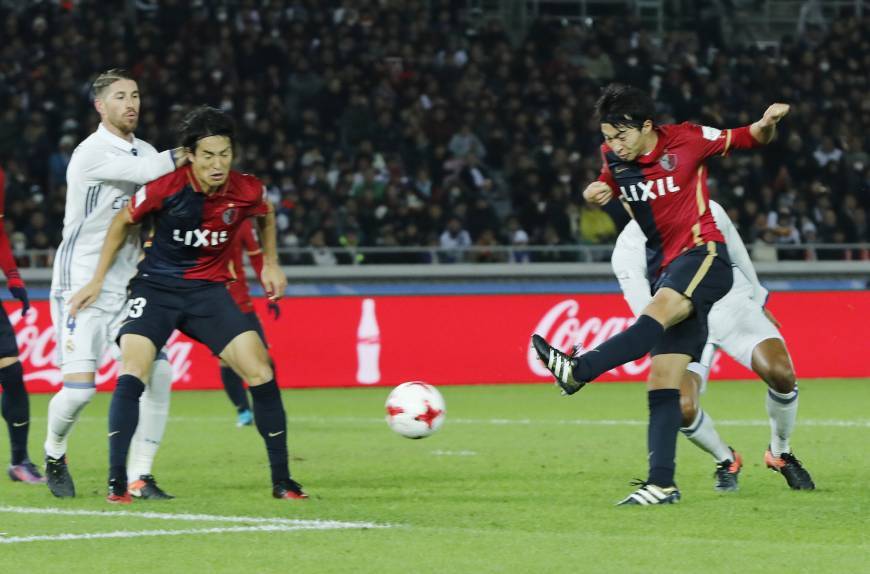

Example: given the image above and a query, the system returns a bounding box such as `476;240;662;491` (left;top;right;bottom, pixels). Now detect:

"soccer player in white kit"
612;200;814;490
45;69;187;498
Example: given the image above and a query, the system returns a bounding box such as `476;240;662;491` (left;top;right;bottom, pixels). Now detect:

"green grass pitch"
1;380;867;573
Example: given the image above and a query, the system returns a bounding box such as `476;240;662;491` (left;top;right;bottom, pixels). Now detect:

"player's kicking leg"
219;331;307;500
679;359;742;492
751;337;814;490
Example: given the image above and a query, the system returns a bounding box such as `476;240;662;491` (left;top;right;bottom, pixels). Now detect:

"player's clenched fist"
760;103;789;127
583;181;613;205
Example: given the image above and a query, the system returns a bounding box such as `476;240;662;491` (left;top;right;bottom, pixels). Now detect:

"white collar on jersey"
96;123;139;154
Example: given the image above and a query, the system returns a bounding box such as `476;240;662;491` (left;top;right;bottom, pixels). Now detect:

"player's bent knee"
679;395;698;427
245;364;274;387
766;362;796;394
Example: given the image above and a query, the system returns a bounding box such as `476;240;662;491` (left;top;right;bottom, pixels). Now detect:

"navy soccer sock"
108;374;146;482
646;389;682;487
249;380;289;484
0;362;30;465
220;366;250;413
573;315;664;382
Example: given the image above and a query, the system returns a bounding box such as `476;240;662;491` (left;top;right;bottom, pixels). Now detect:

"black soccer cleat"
713;448;743;492
45;455;75;498
273;478;309;500
129;474;175;500
617;481;681;506
531;334;587;396
765;449;815;490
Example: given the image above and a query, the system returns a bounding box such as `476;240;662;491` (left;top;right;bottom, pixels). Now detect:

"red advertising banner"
9;290;870;393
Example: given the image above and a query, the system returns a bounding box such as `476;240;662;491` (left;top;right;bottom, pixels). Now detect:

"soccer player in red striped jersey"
0;165;44;484
533;84;792;505
71;107;307;502
220;218;281;427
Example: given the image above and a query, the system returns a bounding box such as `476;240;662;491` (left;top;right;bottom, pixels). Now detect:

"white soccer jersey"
51;123;175;296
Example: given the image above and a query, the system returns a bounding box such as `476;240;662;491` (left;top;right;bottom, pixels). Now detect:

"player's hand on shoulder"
761;103;790;126
583;181;613;205
68;280;102;317
260;262;287;302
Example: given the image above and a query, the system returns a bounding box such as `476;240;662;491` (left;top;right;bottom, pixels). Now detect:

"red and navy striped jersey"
226;218;264;313
130;165;269;283
598;122;760;278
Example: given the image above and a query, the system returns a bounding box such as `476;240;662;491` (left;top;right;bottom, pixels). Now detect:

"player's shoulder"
665;121;725;144
229;171;265;201
67;131;105;165
145;166;187;196
132;138;159;155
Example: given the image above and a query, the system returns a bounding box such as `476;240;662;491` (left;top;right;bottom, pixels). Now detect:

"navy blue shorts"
244;311;268;347
650;241;733;361
119;276;255;356
0;303;19;358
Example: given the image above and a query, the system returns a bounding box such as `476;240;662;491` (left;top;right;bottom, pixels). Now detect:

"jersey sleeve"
240;219;264;277
710;201;768;304
78;146;176;185
127;183;170;224
681;122;762;160
0;167;22;287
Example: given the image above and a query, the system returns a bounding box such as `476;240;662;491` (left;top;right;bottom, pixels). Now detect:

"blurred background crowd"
0;0;867;266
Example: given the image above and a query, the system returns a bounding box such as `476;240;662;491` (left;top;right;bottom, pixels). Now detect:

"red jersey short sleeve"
678;122;761;160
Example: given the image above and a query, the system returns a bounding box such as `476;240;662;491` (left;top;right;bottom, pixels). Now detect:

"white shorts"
708;289;783;370
51;289;128;375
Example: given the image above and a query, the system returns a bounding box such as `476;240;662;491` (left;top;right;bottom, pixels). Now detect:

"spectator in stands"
439;216;472;263
0;1;865;264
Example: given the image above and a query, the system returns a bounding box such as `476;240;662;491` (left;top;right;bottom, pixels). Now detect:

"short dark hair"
594;83;655;129
178;106;236;151
91;68;134;99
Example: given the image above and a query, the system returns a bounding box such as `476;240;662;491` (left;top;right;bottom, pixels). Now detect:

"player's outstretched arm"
253;204;287;302
710;201;768;304
81;146;188;186
69;209;134;315
750;103;789;144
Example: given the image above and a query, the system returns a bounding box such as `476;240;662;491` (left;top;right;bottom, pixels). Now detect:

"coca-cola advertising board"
8;290;870;393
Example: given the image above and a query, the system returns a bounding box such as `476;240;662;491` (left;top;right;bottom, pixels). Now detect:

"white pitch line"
0;505;387;529
0;524;364;544
30;415;870;428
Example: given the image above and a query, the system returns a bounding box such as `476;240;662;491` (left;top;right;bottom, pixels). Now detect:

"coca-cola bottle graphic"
356;298;381;384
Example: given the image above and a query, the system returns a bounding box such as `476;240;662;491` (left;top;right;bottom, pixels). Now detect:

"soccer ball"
384;382;446;439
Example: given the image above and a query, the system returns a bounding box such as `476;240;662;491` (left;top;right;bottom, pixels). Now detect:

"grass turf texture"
1;380;867;573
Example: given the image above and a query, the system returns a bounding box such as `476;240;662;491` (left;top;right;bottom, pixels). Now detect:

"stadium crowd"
0;0;867;265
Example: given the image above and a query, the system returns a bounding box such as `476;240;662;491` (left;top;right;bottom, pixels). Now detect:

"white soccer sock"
44;384;96;459
766;385;798;457
680;409;732;463
127;359;172;479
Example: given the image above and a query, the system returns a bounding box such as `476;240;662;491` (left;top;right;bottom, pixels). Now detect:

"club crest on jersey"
172;228;229;247
619;176;681;203
659;153;677;171
222;207;238;225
